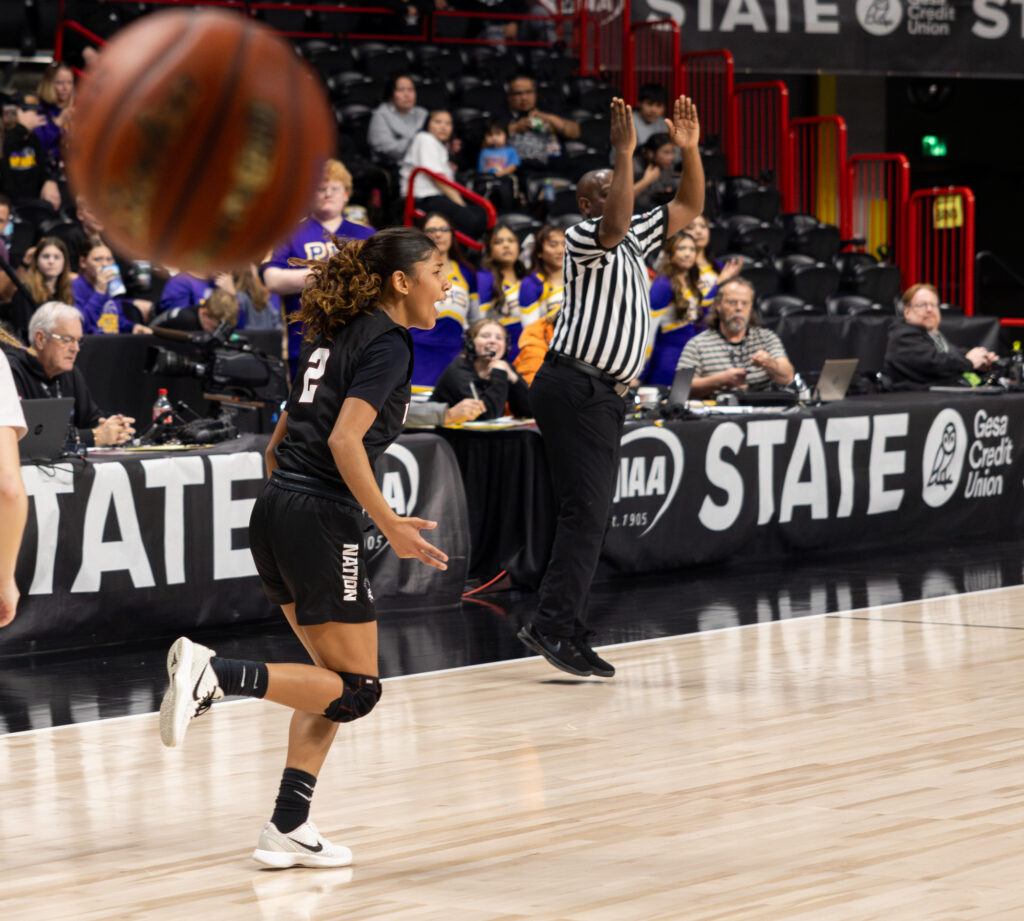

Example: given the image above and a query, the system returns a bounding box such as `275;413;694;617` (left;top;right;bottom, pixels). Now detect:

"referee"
518;95;705;677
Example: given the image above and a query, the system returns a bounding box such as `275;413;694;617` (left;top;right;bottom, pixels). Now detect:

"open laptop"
18;398;74;463
664;366;694;407
812;358;859;403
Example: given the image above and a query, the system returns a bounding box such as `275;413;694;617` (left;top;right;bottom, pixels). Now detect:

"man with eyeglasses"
505;75;580;175
885;283;997;389
4;301;135;446
678;277;795;398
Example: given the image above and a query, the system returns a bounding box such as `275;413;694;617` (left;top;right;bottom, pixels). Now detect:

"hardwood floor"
3;585;1024;920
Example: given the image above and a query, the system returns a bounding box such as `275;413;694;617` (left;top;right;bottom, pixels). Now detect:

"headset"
463;319;509;361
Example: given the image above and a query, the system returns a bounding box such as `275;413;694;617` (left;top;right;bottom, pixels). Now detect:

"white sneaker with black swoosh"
159;636;223;748
253;821;354;869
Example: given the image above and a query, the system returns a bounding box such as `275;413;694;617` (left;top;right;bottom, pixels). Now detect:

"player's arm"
0;425;28;627
328;397;448;570
265;411;287;475
664;95;706;237
598;98;637;249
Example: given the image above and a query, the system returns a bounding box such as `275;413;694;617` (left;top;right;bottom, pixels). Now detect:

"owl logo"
856;0;903;35
927;422;958;487
922;410;967;508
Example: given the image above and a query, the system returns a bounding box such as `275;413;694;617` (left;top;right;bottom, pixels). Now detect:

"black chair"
337;104;374;157
721;213;785;259
458;82;507;116
826;294;884;317
13;199;58;231
577;117;610;151
361;48;412;83
759;294;809;320
707;220;729;257
308;48;355;80
415;47;464;82
528;49;576;82
722;254;780;299
577;83;618;111
415;79;449;112
501;212;543;242
721;176;781;221
834;250;877;284
775;253;840;308
779;213;841;262
843;261;902;305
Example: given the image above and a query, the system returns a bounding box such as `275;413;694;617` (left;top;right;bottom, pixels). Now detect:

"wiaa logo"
611;427;684;537
856;0;903;35
379;443;420;515
921;408;967;508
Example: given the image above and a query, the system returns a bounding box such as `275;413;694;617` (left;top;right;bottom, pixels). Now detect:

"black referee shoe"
572;637;615;678
517;624;592;677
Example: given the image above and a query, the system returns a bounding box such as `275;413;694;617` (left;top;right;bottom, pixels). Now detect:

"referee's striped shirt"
551;205;667;383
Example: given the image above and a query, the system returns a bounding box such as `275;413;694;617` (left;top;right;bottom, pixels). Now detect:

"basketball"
65;9;335;274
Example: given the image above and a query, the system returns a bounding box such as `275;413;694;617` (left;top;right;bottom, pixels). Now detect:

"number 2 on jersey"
298;348;331;403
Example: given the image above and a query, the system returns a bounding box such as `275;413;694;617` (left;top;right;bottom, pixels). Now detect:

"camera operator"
150;289;239;334
5;302;135;446
431;318;530;419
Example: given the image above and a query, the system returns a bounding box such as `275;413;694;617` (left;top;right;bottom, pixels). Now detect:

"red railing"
845;154;911;281
729;81;793;211
680;50;734;152
625;20;681;106
577;0;630;84
790;116;847;229
403;168;496;252
905;186;976;315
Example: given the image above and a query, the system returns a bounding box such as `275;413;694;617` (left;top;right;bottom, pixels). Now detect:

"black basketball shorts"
249;478;376;625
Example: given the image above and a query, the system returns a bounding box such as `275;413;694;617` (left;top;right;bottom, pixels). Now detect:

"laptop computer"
18;398;74;463
813;358;859;403
664;366;694;407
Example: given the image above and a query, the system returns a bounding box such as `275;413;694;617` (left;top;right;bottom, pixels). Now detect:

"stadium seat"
721;176;781;220
775;254;840;308
337;104;374;156
458;82;507;115
722;254;780;299
415;47;464;82
842;261;902;306
307;48;355;79
759;294;810;320
501;213;543;242
779;213;841;262
826;294;885;317
415;79;449;111
721;213;785;258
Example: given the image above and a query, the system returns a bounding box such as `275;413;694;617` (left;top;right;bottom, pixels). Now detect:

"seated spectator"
884;283;997;389
432;318;531;419
634;83;669;149
34;62;75;169
72;239;151;335
506;75;580;177
367;74;427;168
518;223;565;319
1;92;59;208
262;158;374;375
476;120;520;212
476;222;534;327
651;231;711;326
5;235;75;340
151;288;239;333
400;110;487;240
514;309;558;385
686;213;742;303
5;301;135;446
677;278;795;398
633;133;679;214
422;212;478;327
235;265;282;332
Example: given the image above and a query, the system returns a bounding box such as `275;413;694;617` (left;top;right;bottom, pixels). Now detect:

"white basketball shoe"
252;820;354;869
159;636;223;748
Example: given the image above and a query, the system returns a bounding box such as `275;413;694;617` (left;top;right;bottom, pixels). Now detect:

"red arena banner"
632;0;1024;77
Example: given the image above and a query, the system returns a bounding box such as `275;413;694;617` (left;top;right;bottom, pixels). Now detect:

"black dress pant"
529;358;626;638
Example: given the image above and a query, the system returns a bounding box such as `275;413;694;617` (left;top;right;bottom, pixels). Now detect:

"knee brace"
323;672;382;723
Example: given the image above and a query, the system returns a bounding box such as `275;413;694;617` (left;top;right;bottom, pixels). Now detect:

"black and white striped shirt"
551;206;668;383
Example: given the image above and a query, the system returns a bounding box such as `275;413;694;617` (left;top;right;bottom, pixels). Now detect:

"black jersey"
275;309;413;500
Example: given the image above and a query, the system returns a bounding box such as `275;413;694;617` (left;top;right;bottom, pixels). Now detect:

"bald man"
518;96;705;678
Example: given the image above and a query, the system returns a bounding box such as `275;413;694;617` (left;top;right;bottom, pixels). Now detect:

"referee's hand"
384;517;449;570
609;97;636;156
665;95;701;151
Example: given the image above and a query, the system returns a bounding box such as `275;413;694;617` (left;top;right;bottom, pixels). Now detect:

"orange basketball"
65;9;335;274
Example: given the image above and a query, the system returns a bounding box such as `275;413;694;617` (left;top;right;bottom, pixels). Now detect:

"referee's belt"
545;351;631;397
271;469;362;511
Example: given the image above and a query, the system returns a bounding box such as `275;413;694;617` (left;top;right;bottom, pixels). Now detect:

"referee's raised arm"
595;97;638;249
664;95;706;236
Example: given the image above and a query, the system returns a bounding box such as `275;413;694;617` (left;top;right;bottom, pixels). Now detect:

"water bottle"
152;388;172;423
106;262;127;297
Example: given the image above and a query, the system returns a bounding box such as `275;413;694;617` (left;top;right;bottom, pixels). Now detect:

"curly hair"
288;227;437;342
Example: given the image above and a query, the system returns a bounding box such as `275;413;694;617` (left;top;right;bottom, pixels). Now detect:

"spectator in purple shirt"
262;159;374;375
33;62;75;168
72;239;152;335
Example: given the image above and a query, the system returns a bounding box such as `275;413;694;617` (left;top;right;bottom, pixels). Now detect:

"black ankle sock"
271;768;318;834
209;657;268;698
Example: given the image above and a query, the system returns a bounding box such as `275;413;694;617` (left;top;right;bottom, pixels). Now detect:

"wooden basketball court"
2;585;1023;920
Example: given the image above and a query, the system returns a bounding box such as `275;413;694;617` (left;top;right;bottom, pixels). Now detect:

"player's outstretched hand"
384;517;449;570
665;95;700;151
608;97;636;157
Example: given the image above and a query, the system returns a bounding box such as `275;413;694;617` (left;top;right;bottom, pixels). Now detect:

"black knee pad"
323;672;382;723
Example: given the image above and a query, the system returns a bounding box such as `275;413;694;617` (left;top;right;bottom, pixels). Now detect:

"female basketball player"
159;227;451;868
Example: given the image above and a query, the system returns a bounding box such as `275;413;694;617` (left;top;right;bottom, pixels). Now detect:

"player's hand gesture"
383;517;449;570
608;97;636;157
665;95;700;151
